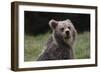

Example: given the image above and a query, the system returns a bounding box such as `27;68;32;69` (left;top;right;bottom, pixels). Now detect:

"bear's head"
49;19;77;46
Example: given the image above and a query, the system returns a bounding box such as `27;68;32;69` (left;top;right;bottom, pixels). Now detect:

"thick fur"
37;19;77;61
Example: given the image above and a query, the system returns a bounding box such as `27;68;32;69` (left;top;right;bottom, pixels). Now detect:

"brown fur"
37;19;77;61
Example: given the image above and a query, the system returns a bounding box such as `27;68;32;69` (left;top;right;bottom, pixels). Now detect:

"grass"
24;31;90;61
74;32;90;59
24;32;50;61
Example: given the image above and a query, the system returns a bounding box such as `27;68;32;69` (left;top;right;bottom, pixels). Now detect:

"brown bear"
37;19;77;61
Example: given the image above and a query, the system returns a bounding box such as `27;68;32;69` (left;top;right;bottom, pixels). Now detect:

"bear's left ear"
49;19;58;30
66;19;72;23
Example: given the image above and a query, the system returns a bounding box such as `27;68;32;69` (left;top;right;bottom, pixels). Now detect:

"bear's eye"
60;28;64;31
68;26;71;29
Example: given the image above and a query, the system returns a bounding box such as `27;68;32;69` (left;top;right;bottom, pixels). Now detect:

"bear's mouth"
64;36;70;39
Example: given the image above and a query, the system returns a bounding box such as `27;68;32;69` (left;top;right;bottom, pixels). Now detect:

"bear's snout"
64;29;70;39
65;31;70;36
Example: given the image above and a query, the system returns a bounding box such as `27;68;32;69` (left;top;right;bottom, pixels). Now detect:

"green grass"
24;31;90;61
24;32;51;61
74;32;90;59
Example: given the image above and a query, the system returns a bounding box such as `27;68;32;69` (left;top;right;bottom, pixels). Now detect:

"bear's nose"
65;31;70;35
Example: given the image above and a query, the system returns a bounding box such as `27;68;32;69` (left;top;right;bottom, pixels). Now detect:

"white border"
18;5;96;68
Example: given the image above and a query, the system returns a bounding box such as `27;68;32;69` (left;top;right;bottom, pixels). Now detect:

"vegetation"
24;31;90;61
74;31;90;59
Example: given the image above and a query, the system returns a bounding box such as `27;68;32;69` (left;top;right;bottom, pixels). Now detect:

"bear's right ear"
49;19;58;30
